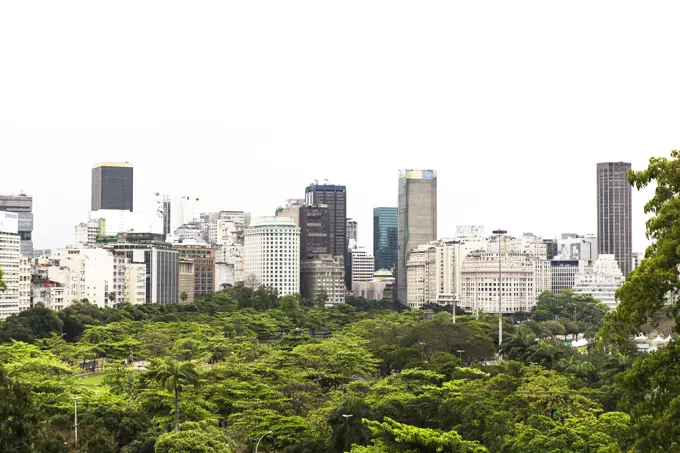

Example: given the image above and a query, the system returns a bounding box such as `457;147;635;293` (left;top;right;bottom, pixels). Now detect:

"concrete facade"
178;259;195;304
0;226;21;318
397;170;437;303
597;162;632;276
301;254;345;306
0;193;33;256
574;254;624;310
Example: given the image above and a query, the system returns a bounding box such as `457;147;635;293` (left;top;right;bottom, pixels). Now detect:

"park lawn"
78;372;111;386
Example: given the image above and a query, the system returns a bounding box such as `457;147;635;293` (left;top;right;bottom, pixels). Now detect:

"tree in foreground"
602;150;680;340
147;359;199;432
154;423;234;453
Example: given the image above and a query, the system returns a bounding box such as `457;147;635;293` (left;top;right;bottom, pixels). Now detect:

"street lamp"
418;342;426;362
342;414;354;452
456;349;465;363
492;229;507;351
71;397;81;445
255;430;273;453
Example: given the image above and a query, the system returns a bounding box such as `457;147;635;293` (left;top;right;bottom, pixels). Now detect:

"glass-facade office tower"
92;162;134;211
373;207;397;271
596;162;632;277
397;170;437;304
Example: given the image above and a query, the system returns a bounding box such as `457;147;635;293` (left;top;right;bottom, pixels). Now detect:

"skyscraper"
304;183;346;257
0;193;33;256
91;162;134;211
597;162;632;276
373;207;398;271
397;170;437;303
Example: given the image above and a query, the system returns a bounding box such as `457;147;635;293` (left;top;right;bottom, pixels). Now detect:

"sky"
1;1;677;254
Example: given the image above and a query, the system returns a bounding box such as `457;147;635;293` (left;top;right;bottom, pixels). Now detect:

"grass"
77;372;111;386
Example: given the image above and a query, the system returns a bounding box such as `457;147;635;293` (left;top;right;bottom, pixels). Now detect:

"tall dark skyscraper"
304;183;346;257
299;204;330;259
397;170;437;303
597;162;632;276
91;162;134;211
373;207;398;271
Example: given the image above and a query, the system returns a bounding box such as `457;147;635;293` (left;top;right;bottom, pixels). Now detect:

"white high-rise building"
244;216;300;295
573;254;624;310
74;219;101;248
0;212;21;318
125;262;147;305
301;254;345;306
351;248;375;290
49;248;114;308
347;219;358;250
19;256;31;312
557;234;598;263
406;243;437;308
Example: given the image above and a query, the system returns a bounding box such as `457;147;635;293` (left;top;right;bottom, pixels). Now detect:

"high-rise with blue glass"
373;207;398;272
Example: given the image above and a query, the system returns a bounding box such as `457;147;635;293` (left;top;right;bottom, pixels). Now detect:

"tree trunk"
174;388;180;432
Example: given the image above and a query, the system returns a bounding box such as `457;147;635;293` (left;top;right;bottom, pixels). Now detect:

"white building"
460;251;551;314
573;254;624;310
31;281;70;311
456;225;485;237
0;212;21;318
244;216;300;295
173;222;203;242
632;252;643;271
551;260;588;293
406;243;438;308
124;262;147;304
91;209;148;236
19;256;31;312
49;248;114;308
351;248;375;290
173;196;202;232
301;254;345;306
557;234;598;263
353;269;395;301
73;219;101;248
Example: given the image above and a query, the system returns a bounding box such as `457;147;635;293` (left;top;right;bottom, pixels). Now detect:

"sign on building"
0;211;19;234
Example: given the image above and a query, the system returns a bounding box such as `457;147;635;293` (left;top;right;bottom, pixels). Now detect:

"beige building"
301;254;345;306
353;269;395;301
406;243;437;308
179;259;195;304
19;256;31;312
125;262;147;305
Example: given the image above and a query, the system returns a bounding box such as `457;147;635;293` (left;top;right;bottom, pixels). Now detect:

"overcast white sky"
1;1;676;253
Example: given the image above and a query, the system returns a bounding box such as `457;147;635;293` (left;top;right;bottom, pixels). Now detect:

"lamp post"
71;396;81;445
419;342;426;362
492;229;507;351
342;414;353;452
456;349;465;363
255;430;273;453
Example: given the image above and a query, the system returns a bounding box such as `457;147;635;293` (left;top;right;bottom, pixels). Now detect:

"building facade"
347;218;358;249
300;254;345;306
597;162;632;276
373;207;398;272
178;259;195;304
49;248;114;308
551;260;587;293
405;243;437;308
353;269;395;301
91;162;134;211
175;243;215;298
460;251;551;314
397;170;437;303
244;217;300;296
557;234;598;263
19;256;31;312
304;183;346;258
573;254;624;310
351;248;375;294
0;193;33;256
74;219;101;248
0;212;21;318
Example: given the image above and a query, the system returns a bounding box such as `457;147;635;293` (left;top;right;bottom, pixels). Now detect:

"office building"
406;243;437;308
573;254;624;310
460;251;551;314
557;234;598;263
91;162;134;211
300;254;345;306
0;212;21;318
373;207;398;272
347;218;358;249
175;242;215;298
351;248;375;293
0;193;33;256
110;233;179;304
397;170;437;303
304;182;347;257
597;162;632;276
298;205;330;258
551;260;587;293
543;239;558;260
179;259;195;304
244;216;300;295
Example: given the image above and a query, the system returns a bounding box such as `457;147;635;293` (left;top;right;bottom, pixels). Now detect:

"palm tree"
502;331;536;361
147;359;199;432
526;341;565;370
